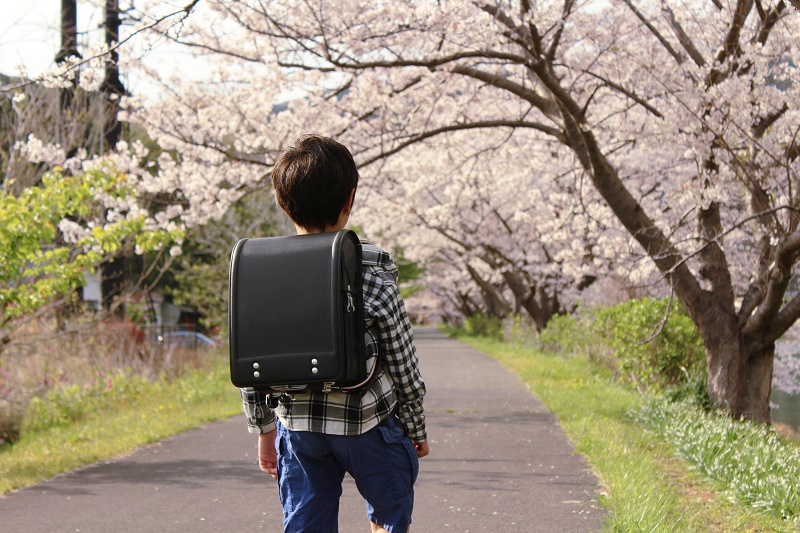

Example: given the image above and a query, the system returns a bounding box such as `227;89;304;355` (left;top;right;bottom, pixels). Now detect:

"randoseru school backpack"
228;229;377;397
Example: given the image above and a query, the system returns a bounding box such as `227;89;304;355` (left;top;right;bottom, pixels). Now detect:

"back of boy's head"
271;134;359;231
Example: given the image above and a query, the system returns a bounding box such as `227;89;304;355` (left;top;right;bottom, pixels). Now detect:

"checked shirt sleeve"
372;280;427;442
239;388;276;434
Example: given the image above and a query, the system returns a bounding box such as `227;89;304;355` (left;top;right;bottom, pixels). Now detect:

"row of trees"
126;0;799;423
3;0;799;424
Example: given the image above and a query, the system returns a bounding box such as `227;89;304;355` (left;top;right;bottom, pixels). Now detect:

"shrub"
590;298;706;392
461;312;504;340
500;314;538;346
535;297;706;397
0;402;22;445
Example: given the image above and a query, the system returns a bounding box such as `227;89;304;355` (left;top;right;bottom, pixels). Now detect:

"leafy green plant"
461;312;504;340
22;374;150;433
0;166;183;339
590;298;705;392
534;298;706;396
536;309;604;359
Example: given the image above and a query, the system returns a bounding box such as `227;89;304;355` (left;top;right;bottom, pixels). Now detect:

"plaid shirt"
240;243;427;442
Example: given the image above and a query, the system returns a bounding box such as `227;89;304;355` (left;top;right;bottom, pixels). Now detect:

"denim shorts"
276;415;419;533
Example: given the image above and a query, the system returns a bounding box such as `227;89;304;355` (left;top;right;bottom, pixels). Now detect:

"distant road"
0;327;604;532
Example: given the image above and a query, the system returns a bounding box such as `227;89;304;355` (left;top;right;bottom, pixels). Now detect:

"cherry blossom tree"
122;0;800;422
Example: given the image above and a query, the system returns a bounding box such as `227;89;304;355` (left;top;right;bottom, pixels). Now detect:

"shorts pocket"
377;416;419;484
276;428;294;511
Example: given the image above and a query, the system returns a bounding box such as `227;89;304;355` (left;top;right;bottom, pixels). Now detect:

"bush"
0;402;22;445
22;374;150;434
535;297;706;398
500;314;538;345
590;298;705;392
461;312;504;340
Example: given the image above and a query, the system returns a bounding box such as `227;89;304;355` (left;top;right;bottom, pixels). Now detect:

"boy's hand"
258;429;278;479
413;440;430;458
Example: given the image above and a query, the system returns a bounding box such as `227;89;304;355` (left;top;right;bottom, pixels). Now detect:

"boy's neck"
293;187;355;235
295;221;346;235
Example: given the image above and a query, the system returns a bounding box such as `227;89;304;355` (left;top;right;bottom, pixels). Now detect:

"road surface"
0;327;604;532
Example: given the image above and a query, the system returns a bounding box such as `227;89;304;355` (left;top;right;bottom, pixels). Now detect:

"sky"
0;0;189;98
1;0;316;104
0;0;90;77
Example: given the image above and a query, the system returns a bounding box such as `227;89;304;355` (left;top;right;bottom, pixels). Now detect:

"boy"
240;134;429;533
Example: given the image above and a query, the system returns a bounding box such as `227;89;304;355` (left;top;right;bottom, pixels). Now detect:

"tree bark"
703;325;774;423
465;263;512;319
499;269;563;332
697;302;744;411
738;342;775;422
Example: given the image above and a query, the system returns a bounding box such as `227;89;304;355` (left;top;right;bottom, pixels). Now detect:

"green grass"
0;354;241;495
454;334;795;532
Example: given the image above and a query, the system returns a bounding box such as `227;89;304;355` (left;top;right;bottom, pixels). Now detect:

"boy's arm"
240;388;277;434
374;283;427;444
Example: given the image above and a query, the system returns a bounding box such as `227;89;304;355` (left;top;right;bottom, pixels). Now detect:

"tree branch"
620;0;685;65
329;50;529;70
661;4;707;67
745;230;800;336
765;287;800;345
357;120;567;168
752;103;788;139
755;0;787;45
697;200;735;310
451;65;559;116
547;0;576;62
717;0;754;65
477;3;536;53
582;70;664;118
737;235;772;327
2;0;201;93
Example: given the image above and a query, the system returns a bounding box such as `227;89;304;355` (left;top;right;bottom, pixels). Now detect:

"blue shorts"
276;415;419;533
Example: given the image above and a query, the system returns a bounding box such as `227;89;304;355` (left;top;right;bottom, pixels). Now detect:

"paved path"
0;327;604;532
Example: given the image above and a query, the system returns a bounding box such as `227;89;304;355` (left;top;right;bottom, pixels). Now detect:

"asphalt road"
0;327;604;532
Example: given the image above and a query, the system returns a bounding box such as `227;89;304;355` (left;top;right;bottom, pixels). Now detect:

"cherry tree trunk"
738;344;775;423
698;307;773;423
499;270;560;332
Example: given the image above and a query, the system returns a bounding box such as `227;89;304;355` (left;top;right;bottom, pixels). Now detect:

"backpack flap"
229;230;366;392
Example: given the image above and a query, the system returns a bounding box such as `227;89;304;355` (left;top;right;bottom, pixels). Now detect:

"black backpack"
228;230;377;395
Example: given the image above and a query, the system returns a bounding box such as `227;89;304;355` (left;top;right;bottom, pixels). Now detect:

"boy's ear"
345;187;357;215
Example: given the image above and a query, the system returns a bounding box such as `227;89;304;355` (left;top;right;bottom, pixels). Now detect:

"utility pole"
101;0;125;150
55;0;80;141
100;0;127;312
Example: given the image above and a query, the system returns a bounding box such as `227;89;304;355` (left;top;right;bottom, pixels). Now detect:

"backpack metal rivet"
253;362;260;369
253;371;260;378
311;358;318;365
311;367;319;374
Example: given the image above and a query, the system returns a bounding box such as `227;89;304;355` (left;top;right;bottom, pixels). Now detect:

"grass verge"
0;353;241;495
454;333;794;532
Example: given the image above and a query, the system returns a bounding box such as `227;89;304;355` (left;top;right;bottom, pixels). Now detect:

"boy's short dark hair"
271;135;359;231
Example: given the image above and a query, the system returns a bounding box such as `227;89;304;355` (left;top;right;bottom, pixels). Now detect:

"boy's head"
271;134;359;233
